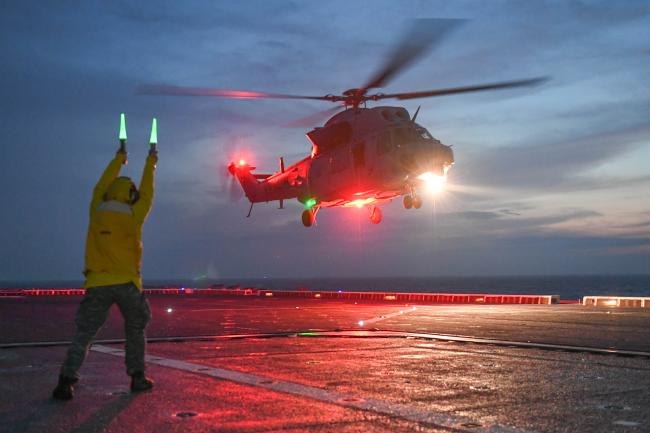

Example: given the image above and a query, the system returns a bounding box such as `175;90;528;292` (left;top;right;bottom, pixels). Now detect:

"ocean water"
3;275;649;301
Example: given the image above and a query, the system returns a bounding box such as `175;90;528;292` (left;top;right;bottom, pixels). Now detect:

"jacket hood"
105;177;134;204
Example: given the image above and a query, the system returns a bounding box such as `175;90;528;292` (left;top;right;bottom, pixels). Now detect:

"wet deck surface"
1;295;650;432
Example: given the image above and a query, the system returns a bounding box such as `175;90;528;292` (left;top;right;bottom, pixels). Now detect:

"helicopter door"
308;155;329;198
352;141;365;167
376;131;392;156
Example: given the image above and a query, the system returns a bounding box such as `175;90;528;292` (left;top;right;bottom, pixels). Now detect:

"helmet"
104;176;139;204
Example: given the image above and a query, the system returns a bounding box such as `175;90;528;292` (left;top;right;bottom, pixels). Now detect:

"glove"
148;147;158;163
117;147;128;164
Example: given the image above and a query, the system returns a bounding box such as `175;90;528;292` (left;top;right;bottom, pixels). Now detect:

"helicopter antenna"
411;105;421;122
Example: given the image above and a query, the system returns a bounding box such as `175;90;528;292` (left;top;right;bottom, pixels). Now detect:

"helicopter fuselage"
146;18;543;226
230;106;454;212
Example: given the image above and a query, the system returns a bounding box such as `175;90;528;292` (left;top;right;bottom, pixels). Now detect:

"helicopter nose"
446;146;455;165
412;144;453;177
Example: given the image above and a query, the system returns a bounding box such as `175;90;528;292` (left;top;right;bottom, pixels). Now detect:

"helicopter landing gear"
369;206;382;224
302;209;315;227
302;206;320;227
403;194;422;210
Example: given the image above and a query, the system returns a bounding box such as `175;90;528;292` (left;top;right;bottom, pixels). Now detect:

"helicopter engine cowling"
307;121;353;156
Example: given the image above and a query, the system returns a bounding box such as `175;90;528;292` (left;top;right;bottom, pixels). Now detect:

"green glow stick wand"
149;118;157;151
118;112;127;153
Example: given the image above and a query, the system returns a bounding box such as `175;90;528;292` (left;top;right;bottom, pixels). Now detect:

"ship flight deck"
1;289;649;433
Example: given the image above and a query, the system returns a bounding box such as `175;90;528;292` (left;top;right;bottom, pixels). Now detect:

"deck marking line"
190;306;353;312
359;307;419;327
4;331;650;357
92;344;533;433
0;333;295;348
403;332;650;357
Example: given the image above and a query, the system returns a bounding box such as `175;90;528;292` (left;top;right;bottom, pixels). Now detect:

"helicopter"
140;19;545;227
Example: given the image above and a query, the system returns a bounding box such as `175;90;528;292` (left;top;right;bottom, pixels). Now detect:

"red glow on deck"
0;288;560;305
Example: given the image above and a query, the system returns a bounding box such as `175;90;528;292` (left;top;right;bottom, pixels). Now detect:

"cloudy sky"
1;0;648;281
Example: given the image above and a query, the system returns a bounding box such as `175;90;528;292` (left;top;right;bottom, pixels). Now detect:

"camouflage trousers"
60;282;151;379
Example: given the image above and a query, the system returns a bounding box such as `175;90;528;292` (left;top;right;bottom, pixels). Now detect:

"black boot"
52;375;78;400
130;372;154;392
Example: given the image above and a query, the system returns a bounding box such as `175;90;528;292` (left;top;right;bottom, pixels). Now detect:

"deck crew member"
53;144;157;400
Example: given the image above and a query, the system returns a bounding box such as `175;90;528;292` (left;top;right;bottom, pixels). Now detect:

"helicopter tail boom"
228;161;263;202
228;161;303;204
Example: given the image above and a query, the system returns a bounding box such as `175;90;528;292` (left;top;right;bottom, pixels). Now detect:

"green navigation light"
119;113;127;141
305;198;317;209
149;118;158;145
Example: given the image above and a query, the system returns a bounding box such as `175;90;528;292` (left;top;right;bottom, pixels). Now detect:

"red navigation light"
239;159;246;166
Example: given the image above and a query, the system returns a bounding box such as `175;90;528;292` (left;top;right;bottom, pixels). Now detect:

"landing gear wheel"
301;209;315;227
403;195;413;209
412;196;422;209
370;207;382;224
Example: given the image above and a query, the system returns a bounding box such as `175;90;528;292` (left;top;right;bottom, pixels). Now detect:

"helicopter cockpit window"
376;132;392;155
395;110;409;120
417;128;432;140
392;128;411;147
381;110;393;121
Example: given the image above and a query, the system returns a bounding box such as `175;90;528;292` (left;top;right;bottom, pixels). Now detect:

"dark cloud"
1;0;649;280
455;123;650;191
623;220;650;229
499;209;522;216
449;211;502;221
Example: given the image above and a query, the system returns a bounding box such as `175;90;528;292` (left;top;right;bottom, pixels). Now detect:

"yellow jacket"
83;153;156;289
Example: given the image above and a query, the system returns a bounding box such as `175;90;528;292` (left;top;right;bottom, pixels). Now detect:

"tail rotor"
220;136;246;202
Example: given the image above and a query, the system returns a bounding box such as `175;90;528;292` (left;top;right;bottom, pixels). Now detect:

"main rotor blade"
363;18;464;91
137;84;335;101
282;106;343;128
377;77;548;101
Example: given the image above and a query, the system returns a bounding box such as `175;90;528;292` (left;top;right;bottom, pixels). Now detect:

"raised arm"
133;153;157;223
90;152;126;213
